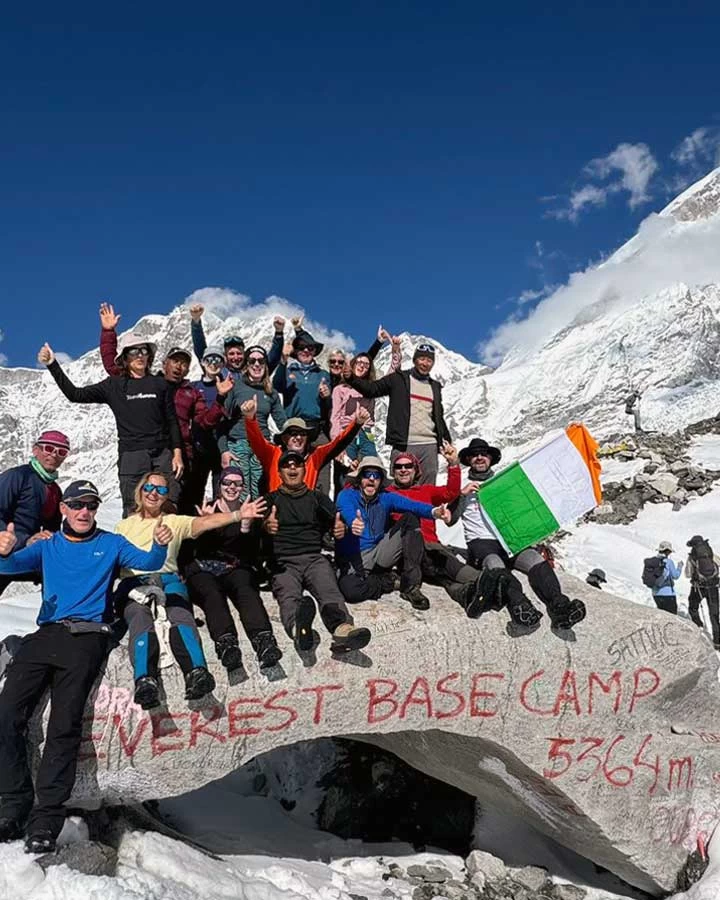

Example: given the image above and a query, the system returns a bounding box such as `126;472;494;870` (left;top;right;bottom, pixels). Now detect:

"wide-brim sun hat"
114;333;157;367
273;417;317;445
459;438;502;467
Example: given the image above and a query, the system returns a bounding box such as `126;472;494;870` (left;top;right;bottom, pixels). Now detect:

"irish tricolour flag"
477;424;602;556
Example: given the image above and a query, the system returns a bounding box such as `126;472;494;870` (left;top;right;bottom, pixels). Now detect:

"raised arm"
312;415;361;470
41;348;111;405
117;535;168;572
0;537;43;573
190;497;266;538
99;303;122;376
267;316;286;374
243;406;278;472
346;370;395;399
189;304;207;363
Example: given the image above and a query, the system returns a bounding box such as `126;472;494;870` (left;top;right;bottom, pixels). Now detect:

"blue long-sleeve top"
0;530;167;624
653;557;683;596
335;487;433;555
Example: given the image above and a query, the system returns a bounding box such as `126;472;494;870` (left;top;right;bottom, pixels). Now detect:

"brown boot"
331;622;372;653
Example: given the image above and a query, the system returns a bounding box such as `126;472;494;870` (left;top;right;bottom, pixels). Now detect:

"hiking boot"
134;675;160;710
184;667;216;701
215;633;243;672
400;586;430;610
508;597;543;629
548;597;587;630
250;630;283;669
24;831;56;854
330;622;372;653
293;595;316;652
379;572;402;594
0;817;23;843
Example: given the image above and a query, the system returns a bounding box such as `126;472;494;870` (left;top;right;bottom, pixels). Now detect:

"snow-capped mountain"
2;166;720;501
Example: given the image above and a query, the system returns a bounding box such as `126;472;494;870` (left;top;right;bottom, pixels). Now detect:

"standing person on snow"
263;450;371;654
453;438;586;631
347;342;451;486
0;479;170;854
386;444;483;611
97;305;233;513
335;456;451;610
0;430;70;598
188;342;228;506
644;540;682;615
624;390;642;433
685;535;720;648
219;345;287;498
115;472;266;710
184;466;283;673
38;338;183;517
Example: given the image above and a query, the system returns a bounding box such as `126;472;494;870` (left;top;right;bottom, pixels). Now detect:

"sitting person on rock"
386;443;483;612
115;472;265;709
454;438;586;631
335;456;451;610
183;466;282;674
241;393;368;491
0;479;169;854
586;568;607;590
264;450;371;654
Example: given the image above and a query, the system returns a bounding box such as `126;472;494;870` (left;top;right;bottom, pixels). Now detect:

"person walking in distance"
643;540;682;614
0;430;70;598
38;338;183;517
0;479;171;854
685;535;720;649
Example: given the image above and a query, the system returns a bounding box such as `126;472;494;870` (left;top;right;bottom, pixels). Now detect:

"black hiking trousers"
0;624;108;838
688;583;720;643
186;564;274;643
653;594;677;615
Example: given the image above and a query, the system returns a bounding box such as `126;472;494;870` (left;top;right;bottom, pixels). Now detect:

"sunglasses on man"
37;443;69;458
393;463;414;471
142;483;169;496
65;500;100;511
362;471;383;481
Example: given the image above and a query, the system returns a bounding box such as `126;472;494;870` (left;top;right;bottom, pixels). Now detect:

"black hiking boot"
293;595;316;652
330;623;372;653
215;633;243;672
184;666;216;701
134;675;160;710
400;586;430;610
24;830;56;854
529;561;586;630
250;630;283;669
378;572;402;595
0;817;23;843
547;597;587;630
507;596;543;629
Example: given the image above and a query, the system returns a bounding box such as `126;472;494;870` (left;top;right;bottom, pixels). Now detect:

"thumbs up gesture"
241;394;258;419
0;523;18;556
333;511;346;540
153;516;173;546
431;503;452;524
264;505;279;535
37;343;55;366
351;509;364;536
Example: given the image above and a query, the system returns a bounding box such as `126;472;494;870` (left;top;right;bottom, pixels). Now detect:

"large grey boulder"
7;575;720;895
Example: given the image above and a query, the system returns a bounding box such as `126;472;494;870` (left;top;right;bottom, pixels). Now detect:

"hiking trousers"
653;594;677;615
688;583;720;643
186;565;274;643
0;624;108;838
271;552;351;636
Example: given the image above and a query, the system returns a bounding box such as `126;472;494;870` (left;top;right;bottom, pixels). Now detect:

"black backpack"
642;556;667;589
690;539;719;586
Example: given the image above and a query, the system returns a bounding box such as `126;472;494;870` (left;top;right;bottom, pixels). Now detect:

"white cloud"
550;142;659;221
184;287;355;352
671;127;720;168
480;207;720;366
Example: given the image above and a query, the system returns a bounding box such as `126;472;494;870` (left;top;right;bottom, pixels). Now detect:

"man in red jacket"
386;442;484;613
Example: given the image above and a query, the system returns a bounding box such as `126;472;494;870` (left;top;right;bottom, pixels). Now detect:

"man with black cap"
0;429;70;598
685;535;720;649
264;450;371;654
347;341;450;486
453;437;586;631
0;479;172;854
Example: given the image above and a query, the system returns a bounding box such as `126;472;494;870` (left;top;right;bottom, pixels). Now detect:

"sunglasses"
142;483;169;496
125;347;150;358
362;471;383;481
221;478;244;487
280;460;304;469
224;336;245;347
247;356;265;365
393;463;414;471
203;355;223;365
329;358;345;367
65;500;99;511
295;345;314;353
416;343;435;355
37;443;69;458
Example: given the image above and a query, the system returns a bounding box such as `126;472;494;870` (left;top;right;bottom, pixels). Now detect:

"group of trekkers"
0;303;587;853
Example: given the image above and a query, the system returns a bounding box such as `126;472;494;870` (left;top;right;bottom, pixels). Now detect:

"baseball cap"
36;430;70;451
164;346;191;362
279;450;306;467
62;480;102;503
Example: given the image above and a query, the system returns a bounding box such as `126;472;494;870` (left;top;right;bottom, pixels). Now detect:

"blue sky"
1;3;719;368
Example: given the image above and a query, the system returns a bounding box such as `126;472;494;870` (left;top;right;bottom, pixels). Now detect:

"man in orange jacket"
240;394;368;492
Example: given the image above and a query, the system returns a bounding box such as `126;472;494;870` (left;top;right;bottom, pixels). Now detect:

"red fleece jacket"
387;464;461;542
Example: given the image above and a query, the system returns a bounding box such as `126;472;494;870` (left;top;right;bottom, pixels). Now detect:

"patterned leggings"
228;438;264;498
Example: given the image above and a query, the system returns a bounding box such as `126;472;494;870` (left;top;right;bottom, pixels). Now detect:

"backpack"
642;556;667;589
690;539;719;586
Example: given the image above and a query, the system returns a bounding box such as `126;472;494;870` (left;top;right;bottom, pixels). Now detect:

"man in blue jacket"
335;456;449;610
0;479;171;854
0;429;70;598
